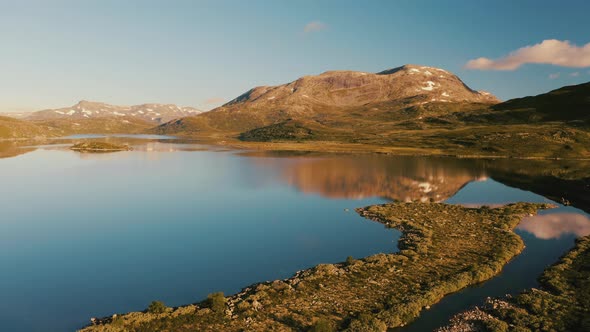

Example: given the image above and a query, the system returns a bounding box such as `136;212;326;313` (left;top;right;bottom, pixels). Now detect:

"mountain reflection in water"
246;152;590;241
277;155;487;202
244;151;590;211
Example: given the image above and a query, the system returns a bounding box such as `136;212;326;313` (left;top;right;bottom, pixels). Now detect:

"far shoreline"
3;133;590;161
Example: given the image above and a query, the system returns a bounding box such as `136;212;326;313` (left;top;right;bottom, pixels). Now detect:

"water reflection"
485;159;590;213
0;147;395;332
277;155;487;202
0;141;36;159
1;145;589;332
243;151;590;214
517;212;590;239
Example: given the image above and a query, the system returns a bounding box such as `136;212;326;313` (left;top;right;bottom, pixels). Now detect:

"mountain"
26;100;202;124
153;69;589;159
224;64;498;109
155;64;499;135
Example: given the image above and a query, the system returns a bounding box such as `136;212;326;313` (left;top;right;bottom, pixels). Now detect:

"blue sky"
0;0;589;112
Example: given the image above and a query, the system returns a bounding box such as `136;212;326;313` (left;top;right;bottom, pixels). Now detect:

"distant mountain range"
21;100;202;124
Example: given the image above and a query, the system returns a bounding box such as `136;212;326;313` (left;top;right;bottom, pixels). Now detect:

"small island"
70;141;131;152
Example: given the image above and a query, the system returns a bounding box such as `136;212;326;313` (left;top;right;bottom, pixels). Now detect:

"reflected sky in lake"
517;213;590;239
0;143;589;332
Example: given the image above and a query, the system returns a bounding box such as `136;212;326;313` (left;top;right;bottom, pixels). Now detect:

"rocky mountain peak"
221;64;499;110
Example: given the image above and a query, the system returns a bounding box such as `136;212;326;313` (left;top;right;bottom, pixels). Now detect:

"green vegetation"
233;117;590;159
205;292;226;314
79;202;552;332
239;120;317;142
147;301;167;314
70;141;131;152
345;256;355;266
344;313;387;332
310;318;336;332
440;235;590;332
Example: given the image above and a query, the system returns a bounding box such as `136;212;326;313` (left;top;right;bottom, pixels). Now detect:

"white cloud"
548;73;560;79
303;21;327;33
466;39;590;70
570;72;580;77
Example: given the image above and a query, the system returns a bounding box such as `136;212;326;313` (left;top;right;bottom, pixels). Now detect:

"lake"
0;137;589;332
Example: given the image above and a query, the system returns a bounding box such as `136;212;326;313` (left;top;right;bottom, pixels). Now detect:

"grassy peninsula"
80;202;551;332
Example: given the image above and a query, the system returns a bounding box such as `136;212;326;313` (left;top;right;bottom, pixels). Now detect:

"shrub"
111;315;124;327
236;301;251;312
346;256;355;266
345;313;387;332
206;292;226;313
481;318;509;332
147;301;167;314
310;318;336;332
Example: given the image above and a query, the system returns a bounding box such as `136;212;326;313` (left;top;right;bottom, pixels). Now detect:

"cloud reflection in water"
517;213;590;239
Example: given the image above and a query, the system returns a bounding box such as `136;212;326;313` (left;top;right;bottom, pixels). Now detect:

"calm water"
0;139;589;332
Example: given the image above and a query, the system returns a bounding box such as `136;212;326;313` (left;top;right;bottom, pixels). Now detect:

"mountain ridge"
155;64;499;135
24;100;203;124
492;81;590;122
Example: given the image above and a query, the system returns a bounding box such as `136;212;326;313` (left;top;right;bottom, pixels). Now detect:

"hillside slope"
455;81;590;125
33;117;154;135
0;116;53;139
493;81;590;122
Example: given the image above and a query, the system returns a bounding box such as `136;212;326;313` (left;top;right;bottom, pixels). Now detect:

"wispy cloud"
570;72;580;77
466;39;590;70
548;73;560;79
303;21;327;33
204;97;225;105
